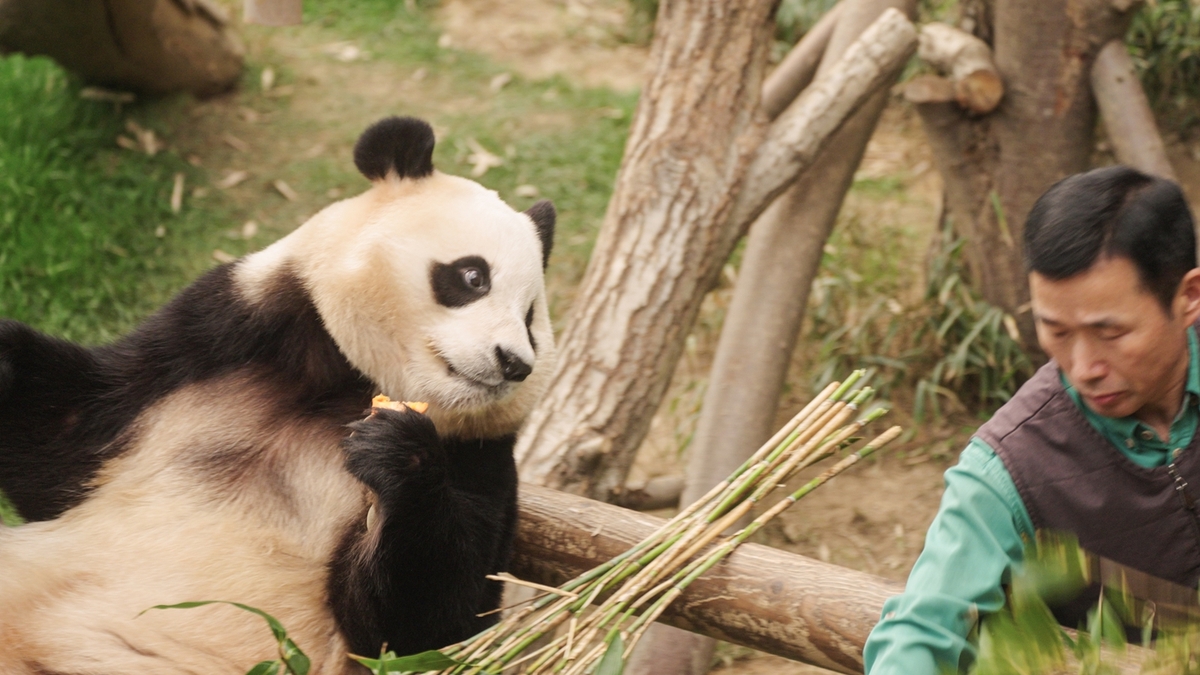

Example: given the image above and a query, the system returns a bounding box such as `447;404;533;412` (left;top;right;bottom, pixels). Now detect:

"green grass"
0;55;235;344
1127;0;1200;130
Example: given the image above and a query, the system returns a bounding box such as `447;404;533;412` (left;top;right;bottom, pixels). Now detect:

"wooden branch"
511;484;903;674
760;2;843;120
730;8;918;234
903;73;957;104
243;0;301;26
1091;39;1176;180
917;22;1003;114
0;0;243;96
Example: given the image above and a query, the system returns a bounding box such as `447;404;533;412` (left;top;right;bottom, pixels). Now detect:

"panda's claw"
342;407;443;497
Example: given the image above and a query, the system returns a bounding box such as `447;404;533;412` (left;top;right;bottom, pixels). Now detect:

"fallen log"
512;484;1151;674
1090;39;1176;181
511;483;903;674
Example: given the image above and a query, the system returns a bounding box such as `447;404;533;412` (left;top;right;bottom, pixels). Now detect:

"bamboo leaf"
281;639;311;675
595;635;626;675
246;661;282;675
350;650;467;673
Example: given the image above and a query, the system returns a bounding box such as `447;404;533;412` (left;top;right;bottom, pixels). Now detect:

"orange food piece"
371;394;429;414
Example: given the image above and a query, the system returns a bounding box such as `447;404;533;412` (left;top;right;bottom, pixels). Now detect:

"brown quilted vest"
975;359;1200;626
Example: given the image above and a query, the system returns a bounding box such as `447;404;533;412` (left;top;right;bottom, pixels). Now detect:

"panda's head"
237;117;556;437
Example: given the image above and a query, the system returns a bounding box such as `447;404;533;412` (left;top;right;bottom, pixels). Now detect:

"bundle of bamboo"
357;370;901;675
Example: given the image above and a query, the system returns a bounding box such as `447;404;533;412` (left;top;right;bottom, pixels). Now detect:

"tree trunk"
1090;39;1176;181
628;3;917;674
513;0;780;495
988;0;1137;343
0;0;243;96
514;3;917;500
910;0;1138;350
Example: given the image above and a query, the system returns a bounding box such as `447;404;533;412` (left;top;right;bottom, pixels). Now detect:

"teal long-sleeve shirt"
863;329;1200;674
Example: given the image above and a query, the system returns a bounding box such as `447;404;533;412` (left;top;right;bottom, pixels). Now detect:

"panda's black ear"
525;200;555;270
354;116;435;182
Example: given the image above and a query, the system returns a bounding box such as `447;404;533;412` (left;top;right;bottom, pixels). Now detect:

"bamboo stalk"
426;376;900;675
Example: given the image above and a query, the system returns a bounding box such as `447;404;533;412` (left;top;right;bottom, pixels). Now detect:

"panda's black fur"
0;265;370;523
0;116;555;673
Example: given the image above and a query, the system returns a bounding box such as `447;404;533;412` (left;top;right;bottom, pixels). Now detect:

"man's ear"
1177;268;1200;324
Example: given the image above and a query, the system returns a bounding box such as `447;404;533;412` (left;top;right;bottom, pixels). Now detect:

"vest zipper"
1167;462;1200;544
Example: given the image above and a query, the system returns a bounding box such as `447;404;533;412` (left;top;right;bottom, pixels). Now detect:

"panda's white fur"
237;168;556;438
0;117;555;674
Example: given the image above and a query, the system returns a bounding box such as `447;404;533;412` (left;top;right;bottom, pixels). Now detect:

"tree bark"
628;4;916;674
515;4;917;500
910;0;1139;350
1090;39;1176;181
0;0;243;96
513;0;780;494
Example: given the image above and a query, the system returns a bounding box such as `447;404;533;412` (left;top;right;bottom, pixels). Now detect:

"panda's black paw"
343;407;443;496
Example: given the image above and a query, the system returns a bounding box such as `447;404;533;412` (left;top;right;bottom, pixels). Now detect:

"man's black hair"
1024;165;1197;311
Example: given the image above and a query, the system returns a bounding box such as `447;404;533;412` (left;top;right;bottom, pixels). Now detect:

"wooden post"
1090;39;1176;181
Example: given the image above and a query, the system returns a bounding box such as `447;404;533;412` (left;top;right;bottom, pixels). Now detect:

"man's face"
1030;255;1199;420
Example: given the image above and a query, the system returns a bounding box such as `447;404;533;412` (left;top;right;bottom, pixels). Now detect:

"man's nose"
1070;339;1108;383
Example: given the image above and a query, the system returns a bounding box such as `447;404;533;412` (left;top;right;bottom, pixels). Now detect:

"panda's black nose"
496;347;532;382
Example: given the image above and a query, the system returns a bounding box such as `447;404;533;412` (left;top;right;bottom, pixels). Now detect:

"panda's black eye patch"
431;256;491;308
525;305;537;352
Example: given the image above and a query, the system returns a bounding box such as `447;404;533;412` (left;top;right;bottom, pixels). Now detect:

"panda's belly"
0;376;369;675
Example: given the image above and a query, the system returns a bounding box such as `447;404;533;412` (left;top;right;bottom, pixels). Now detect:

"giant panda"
0;116;556;674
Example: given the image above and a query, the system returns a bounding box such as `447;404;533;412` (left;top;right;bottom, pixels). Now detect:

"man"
863;165;1200;673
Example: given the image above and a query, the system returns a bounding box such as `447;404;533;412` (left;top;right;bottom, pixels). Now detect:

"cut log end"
955;69;1004;114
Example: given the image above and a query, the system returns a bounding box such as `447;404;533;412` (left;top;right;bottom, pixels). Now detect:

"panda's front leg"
0;319;106;521
329;406;519;660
